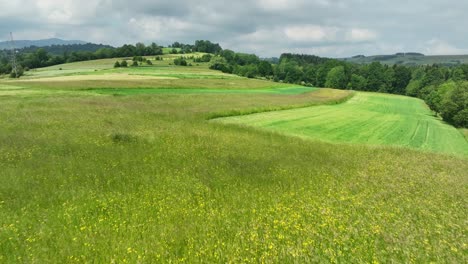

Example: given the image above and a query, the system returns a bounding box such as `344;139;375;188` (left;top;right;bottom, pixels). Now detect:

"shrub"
174;57;188;66
9;66;24;78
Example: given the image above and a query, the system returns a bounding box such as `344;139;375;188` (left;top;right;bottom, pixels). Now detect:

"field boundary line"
207;92;355;120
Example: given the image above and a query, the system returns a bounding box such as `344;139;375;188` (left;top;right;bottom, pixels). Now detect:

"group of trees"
210;52;468;127
169;40;222;54
18;43;114;56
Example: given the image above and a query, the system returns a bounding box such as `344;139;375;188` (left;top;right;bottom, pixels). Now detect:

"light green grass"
0;60;467;263
216;92;468;157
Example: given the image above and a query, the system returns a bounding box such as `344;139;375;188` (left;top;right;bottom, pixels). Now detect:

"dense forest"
16;43;115;56
0;40;466;127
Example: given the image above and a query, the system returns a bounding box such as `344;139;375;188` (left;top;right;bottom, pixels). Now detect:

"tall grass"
0;91;466;263
0;62;466;262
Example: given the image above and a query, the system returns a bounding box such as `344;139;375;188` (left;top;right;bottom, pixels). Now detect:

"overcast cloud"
0;0;467;57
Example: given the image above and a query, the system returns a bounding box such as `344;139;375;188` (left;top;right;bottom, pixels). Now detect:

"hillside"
0;54;466;262
342;53;468;66
0;38;86;50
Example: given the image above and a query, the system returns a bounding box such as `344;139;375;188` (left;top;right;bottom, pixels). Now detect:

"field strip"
85;86;318;95
11;73;179;82
215;92;468;157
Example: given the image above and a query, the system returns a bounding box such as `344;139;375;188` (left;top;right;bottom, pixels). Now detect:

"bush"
114;61;121;68
133;56;144;62
132;61;138;67
9;66;24;78
194;54;212;63
120;60;128;67
174;57;188;66
146;60;153;65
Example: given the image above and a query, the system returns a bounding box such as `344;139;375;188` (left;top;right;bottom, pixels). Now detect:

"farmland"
216;92;468;157
0;54;467;263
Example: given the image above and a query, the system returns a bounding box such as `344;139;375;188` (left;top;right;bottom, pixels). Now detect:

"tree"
347;74;367;90
193;40;222;54
380;67;396;93
9;66;24;78
365;62;385;91
325;66;347;89
135;42;146;56
439;82;468;127
258;61;273;76
454;109;468;127
422;66;445;87
132;61;139;67
209;56;231;73
120;60;128;67
150;43;163;55
392;65;412;94
451;68;466;82
303;66;317;85
174;57;187;66
114;61;121;68
406;80;422;97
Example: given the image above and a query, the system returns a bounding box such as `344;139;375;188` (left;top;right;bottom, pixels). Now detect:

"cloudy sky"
1;0;467;57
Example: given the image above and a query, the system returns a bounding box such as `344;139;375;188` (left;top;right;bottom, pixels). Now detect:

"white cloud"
257;0;305;11
423;39;468;55
2;0;468;57
284;25;338;42
345;28;377;42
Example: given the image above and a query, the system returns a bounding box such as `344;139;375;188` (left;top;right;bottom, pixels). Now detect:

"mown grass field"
0;54;467;263
216;92;468;157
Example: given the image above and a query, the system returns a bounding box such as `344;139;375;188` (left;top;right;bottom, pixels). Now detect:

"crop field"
216;92;468;157
0;54;467;263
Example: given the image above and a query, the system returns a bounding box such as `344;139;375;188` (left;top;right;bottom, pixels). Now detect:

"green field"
0;54;467;263
216;92;468;157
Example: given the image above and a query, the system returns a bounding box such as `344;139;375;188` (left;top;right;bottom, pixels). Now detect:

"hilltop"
0;38;86;50
342;53;468;66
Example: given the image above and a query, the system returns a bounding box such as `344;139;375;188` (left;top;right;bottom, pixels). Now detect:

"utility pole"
9;32;18;78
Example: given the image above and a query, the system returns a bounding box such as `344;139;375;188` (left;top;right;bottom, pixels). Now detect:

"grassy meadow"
0;54;467;263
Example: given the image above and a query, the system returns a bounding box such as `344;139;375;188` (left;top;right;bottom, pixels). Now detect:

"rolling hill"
342;53;468;66
0;38;86;50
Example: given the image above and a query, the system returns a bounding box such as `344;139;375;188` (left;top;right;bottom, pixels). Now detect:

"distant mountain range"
0;38;87;50
341;53;468;66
